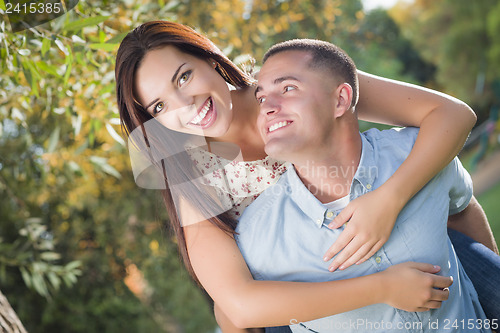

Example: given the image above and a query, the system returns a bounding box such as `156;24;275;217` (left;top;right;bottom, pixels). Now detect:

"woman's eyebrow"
144;63;187;111
171;63;187;83
145;98;159;110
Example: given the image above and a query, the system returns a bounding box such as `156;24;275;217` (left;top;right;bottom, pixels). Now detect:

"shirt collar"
285;164;328;227
286;132;378;226
350;132;377;194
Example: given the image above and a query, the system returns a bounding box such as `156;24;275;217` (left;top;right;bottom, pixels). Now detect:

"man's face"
255;51;338;161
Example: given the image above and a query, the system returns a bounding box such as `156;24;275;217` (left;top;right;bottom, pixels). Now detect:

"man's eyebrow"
274;75;300;84
254;75;300;99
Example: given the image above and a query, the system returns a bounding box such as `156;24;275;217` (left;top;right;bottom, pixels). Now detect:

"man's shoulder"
363;126;419;157
363;126;419;144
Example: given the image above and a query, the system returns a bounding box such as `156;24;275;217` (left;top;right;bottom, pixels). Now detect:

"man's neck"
293;132;362;203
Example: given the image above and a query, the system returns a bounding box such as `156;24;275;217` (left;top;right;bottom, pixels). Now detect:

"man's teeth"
269;121;291;133
191;99;212;125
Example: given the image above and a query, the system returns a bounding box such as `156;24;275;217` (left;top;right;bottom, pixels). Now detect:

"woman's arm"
184;218;451;329
214;304;264;333
323;70;477;269
356;70;476;209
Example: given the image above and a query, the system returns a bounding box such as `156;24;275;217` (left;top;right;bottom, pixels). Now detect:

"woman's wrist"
373;180;409;212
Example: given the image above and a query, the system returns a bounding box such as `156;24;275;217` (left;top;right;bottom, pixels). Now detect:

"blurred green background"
1;0;499;332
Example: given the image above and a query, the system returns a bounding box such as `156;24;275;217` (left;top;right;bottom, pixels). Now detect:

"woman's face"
134;45;233;138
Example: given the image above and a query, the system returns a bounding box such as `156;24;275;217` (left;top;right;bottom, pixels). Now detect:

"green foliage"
391;0;500;123
3;0;495;332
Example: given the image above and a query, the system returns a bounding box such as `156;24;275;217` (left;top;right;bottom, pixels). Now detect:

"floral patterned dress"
187;145;288;219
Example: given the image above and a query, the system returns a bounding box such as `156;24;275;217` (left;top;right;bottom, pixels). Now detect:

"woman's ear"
333;83;353;118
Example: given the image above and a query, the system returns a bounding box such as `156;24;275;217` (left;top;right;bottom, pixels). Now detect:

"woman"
115;21;498;330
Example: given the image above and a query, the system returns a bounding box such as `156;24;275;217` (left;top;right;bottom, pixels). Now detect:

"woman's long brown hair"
115;21;254;283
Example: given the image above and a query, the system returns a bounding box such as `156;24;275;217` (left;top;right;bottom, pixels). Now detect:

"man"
236;39;491;332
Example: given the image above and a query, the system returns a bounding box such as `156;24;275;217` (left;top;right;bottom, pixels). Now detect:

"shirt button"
375;256;382;264
316;219;322;226
326;211;334;218
366;184;372;190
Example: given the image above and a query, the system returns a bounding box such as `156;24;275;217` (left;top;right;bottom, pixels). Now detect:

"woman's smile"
188;97;217;129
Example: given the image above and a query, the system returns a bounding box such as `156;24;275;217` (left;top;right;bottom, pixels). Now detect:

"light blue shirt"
236;127;489;333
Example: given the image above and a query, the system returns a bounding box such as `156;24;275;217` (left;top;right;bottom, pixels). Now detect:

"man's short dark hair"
263;39;359;108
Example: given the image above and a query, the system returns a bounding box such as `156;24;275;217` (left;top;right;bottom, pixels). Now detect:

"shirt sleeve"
447;157;473;215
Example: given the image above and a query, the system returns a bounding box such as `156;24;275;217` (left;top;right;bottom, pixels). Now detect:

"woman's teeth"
191;99;212;125
269;121;291;133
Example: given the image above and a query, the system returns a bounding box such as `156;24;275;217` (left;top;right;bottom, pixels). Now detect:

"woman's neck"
207;86;267;161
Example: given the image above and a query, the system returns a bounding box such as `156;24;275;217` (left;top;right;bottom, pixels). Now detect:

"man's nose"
260;96;281;116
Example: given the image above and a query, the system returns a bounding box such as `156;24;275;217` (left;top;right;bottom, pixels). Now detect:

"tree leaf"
88;43;119;52
63;15;110;32
41;38;51;57
105;123;125;146
20;266;32;288
104;32;128;44
36;61;61;77
64;260;82;271
32;272;49;297
40;252;62;261
47;271;61;291
55;39;69;56
47;126;60;153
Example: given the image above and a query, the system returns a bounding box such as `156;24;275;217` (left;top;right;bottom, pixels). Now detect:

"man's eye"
257;96;266;104
178;70;192;86
154;102;165;115
284;85;296;93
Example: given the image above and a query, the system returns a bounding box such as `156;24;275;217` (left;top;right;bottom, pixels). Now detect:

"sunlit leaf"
18;49;31;56
105;123;125;146
36;61;61;77
64;260;82;271
88;43;119;52
41;38;51;56
47;271;61;291
32;272;49;297
55;39;69;56
19;267;32;288
47;126;60;153
90;156;121;179
40;252;62;261
63;15;110;32
104;32;128;44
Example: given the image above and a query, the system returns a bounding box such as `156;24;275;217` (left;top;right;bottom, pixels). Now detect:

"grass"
477;182;500;247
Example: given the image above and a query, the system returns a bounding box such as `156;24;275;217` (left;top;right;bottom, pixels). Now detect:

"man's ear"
333;83;353;118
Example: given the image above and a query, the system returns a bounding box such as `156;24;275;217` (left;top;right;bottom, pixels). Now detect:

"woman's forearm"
224;274;383;328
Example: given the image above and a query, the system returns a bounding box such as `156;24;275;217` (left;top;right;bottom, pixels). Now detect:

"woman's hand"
380;262;452;312
323;187;404;271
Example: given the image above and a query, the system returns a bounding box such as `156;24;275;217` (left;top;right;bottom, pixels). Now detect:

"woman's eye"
178;70;192;86
154;102;165;115
284;85;296;93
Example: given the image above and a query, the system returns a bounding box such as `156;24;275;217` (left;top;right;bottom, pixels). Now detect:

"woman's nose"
170;92;194;111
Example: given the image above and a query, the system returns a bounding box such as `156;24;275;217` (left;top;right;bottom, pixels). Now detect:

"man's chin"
264;143;292;161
